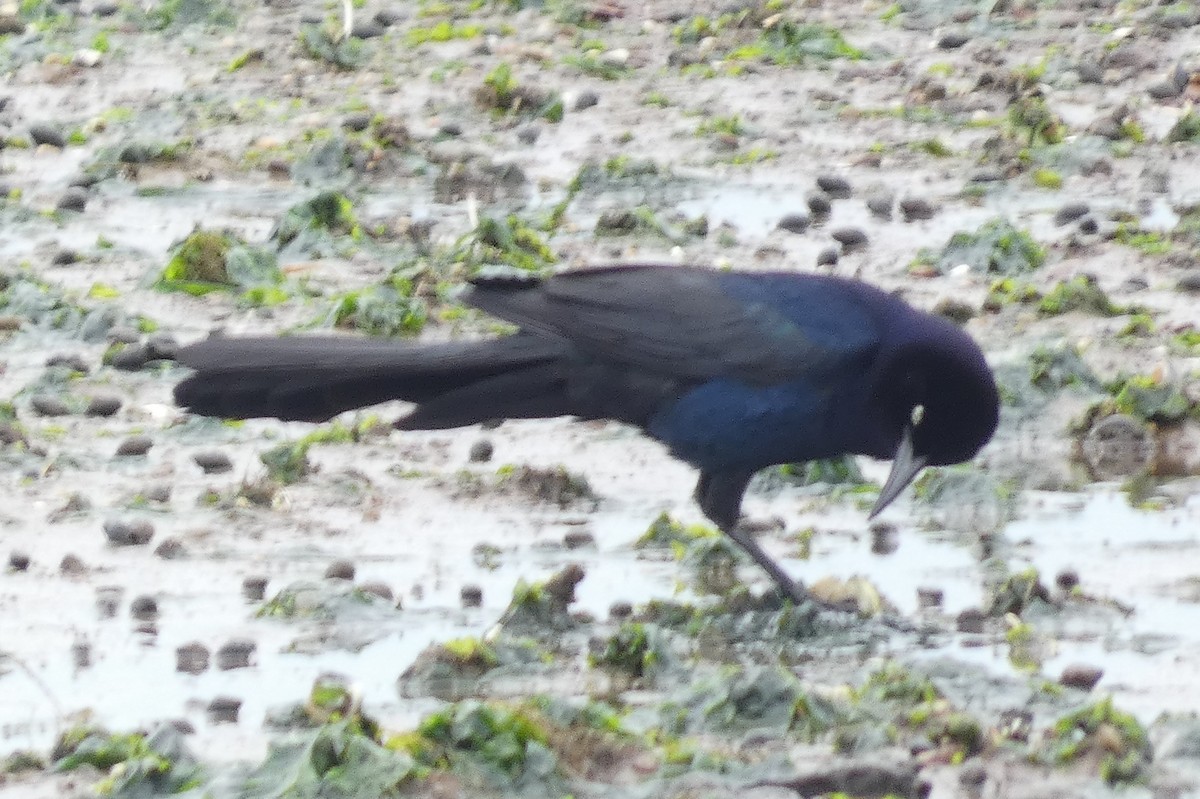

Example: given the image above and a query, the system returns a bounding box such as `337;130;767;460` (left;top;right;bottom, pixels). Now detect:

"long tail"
173;333;570;427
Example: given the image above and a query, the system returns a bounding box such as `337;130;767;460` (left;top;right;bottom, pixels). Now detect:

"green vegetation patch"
1037;275;1123;317
727;21;863;65
54;725;204;797
916;218;1046;276
157;229;283;297
1040;698;1150;785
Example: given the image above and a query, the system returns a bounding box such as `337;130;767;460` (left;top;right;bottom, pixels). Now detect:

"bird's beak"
868;425;928;519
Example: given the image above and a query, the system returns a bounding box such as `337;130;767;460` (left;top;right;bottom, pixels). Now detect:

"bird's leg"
694;470;810;605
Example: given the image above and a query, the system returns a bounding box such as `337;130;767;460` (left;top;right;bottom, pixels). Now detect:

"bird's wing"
465;265;882;383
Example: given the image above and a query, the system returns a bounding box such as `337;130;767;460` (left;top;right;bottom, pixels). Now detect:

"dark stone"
242;576;268;601
1060;663;1104;691
51;249;80;265
956;607;986;634
1054;201;1090;226
815;174;851;199
56;189;88;213
866;193;893;220
116;435;153;457
938;30;970;49
176;642;210;674
776;213;810;234
816;247;839;266
85;395;122;417
573;89;600;111
563;530;595;550
460;584;483;608
46;353;89;372
899;197;936;221
155;538;185;559
831;227;868;250
806;191;832;217
103;518;155;546
351;21;384;39
358;581;394;601
217;639;256;670
130;595;159;621
30;395;70;416
8;551;30;572
324;559;355;581
29;124;65;148
1176;270;1200;293
60;554;86;575
468;439;494;462
916;587;943;609
206;696;242;723
193;451;233;474
342;113;371;133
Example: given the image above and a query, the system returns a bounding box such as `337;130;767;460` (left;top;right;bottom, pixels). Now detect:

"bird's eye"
911;404;925;427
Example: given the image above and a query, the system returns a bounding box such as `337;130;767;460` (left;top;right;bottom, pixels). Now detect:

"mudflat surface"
2;0;1200;797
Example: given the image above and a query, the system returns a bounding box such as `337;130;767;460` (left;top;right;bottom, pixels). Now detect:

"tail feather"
174;334;562;423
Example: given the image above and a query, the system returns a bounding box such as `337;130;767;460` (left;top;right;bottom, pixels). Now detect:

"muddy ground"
2;0;1200;796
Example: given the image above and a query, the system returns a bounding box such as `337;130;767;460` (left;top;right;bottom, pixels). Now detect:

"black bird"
174;264;1000;603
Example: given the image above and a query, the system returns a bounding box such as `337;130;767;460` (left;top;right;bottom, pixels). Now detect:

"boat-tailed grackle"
174;264;1000;603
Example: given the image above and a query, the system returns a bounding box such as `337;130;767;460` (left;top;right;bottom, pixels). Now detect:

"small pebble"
899;197;936;222
869;523;898;555
324;559;355;581
109;344;150;371
56;189;88;213
72;641;92;669
959;762;987;787
937;30;971;49
342;113;371;132
48;353;88;371
1078;216;1099;235
816;247;839;267
374;8;404;26
8;551;31;572
145;333;179;361
460;584;483;608
574;89;600;111
130;595;159;621
609;601;633;620
29;124;65;148
815;174;851;199
193;451;233;474
207;696;242;724
916;587;944;609
350;21;384;39
60;554;86;575
776;213;810;234
242;576;269;601
1060;663;1104;691
85;396;122;417
51;249;80;266
563;530;595;550
1176;271;1200;293
96;586;123;618
866;193;893;220
468;439;494;462
1055;569;1080;592
155;538;185;559
831;227;868;250
956;608;986;634
145;484;171;503
30;395;70;416
358;581;394;602
1054;201;1090;226
103;518;155;546
116;435;153;457
516;125;540;145
217;639;256;670
806;191;832;218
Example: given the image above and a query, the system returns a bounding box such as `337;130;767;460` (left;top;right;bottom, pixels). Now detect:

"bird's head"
868;315;1000;518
